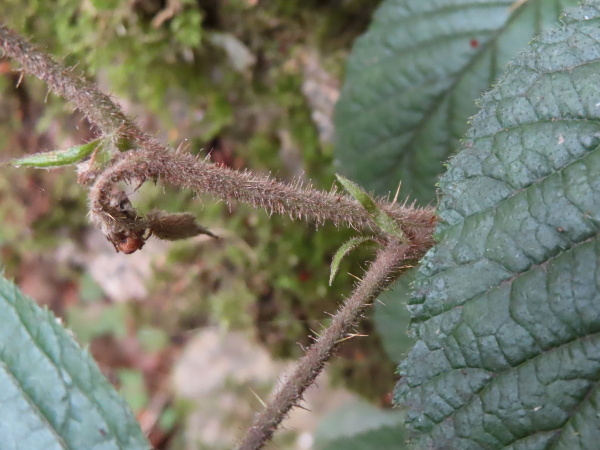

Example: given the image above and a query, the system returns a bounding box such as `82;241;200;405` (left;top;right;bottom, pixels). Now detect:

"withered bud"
93;190;149;254
146;211;218;241
114;231;147;254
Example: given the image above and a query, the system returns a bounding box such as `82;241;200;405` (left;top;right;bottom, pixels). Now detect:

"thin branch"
237;242;411;450
0;24;171;180
89;149;437;239
0;25;135;138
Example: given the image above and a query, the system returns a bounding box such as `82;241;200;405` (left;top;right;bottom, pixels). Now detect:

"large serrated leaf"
334;0;579;203
395;2;600;448
0;276;150;449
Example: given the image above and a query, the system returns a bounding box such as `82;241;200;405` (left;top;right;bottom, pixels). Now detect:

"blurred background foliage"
0;0;413;448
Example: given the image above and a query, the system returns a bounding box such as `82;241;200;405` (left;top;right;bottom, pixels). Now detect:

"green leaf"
318;425;407;450
336;174;406;241
10;139;103;168
314;399;407;450
334;0;579;203
373;269;416;362
330;236;375;286
0;275;150;449
396;3;600;448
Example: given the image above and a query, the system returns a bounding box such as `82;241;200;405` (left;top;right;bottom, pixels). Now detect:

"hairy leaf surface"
334;0;578;203
396;2;600;448
0;276;149;449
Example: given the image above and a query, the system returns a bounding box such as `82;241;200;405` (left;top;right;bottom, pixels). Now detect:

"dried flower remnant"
92;190;217;254
90;190;145;252
116;233;148;254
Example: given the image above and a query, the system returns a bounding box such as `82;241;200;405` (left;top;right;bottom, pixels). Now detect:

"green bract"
10;139;102;168
334;0;579;203
396;2;600;448
329;236;375;286
0;276;150;449
336;174;406;242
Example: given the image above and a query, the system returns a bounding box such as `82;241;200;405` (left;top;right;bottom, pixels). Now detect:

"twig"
88;149;437;238
0;25;136;138
237;242;410;450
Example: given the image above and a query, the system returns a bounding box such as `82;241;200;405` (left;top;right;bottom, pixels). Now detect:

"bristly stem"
237;242;411;450
89;149;436;243
0;26;132;136
0;25;168;160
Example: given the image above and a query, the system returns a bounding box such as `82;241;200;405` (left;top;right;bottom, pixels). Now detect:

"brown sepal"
146;211;218;241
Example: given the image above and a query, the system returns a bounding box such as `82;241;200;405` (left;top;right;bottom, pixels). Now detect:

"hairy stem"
90;149;436;239
237;242;410;450
1;26;128;135
0;25;166;158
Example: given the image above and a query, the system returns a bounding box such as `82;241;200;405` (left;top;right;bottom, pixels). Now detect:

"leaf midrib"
341;0;549;189
0;282;123;449
418;331;600;448
378;0;543;180
0;359;68;449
